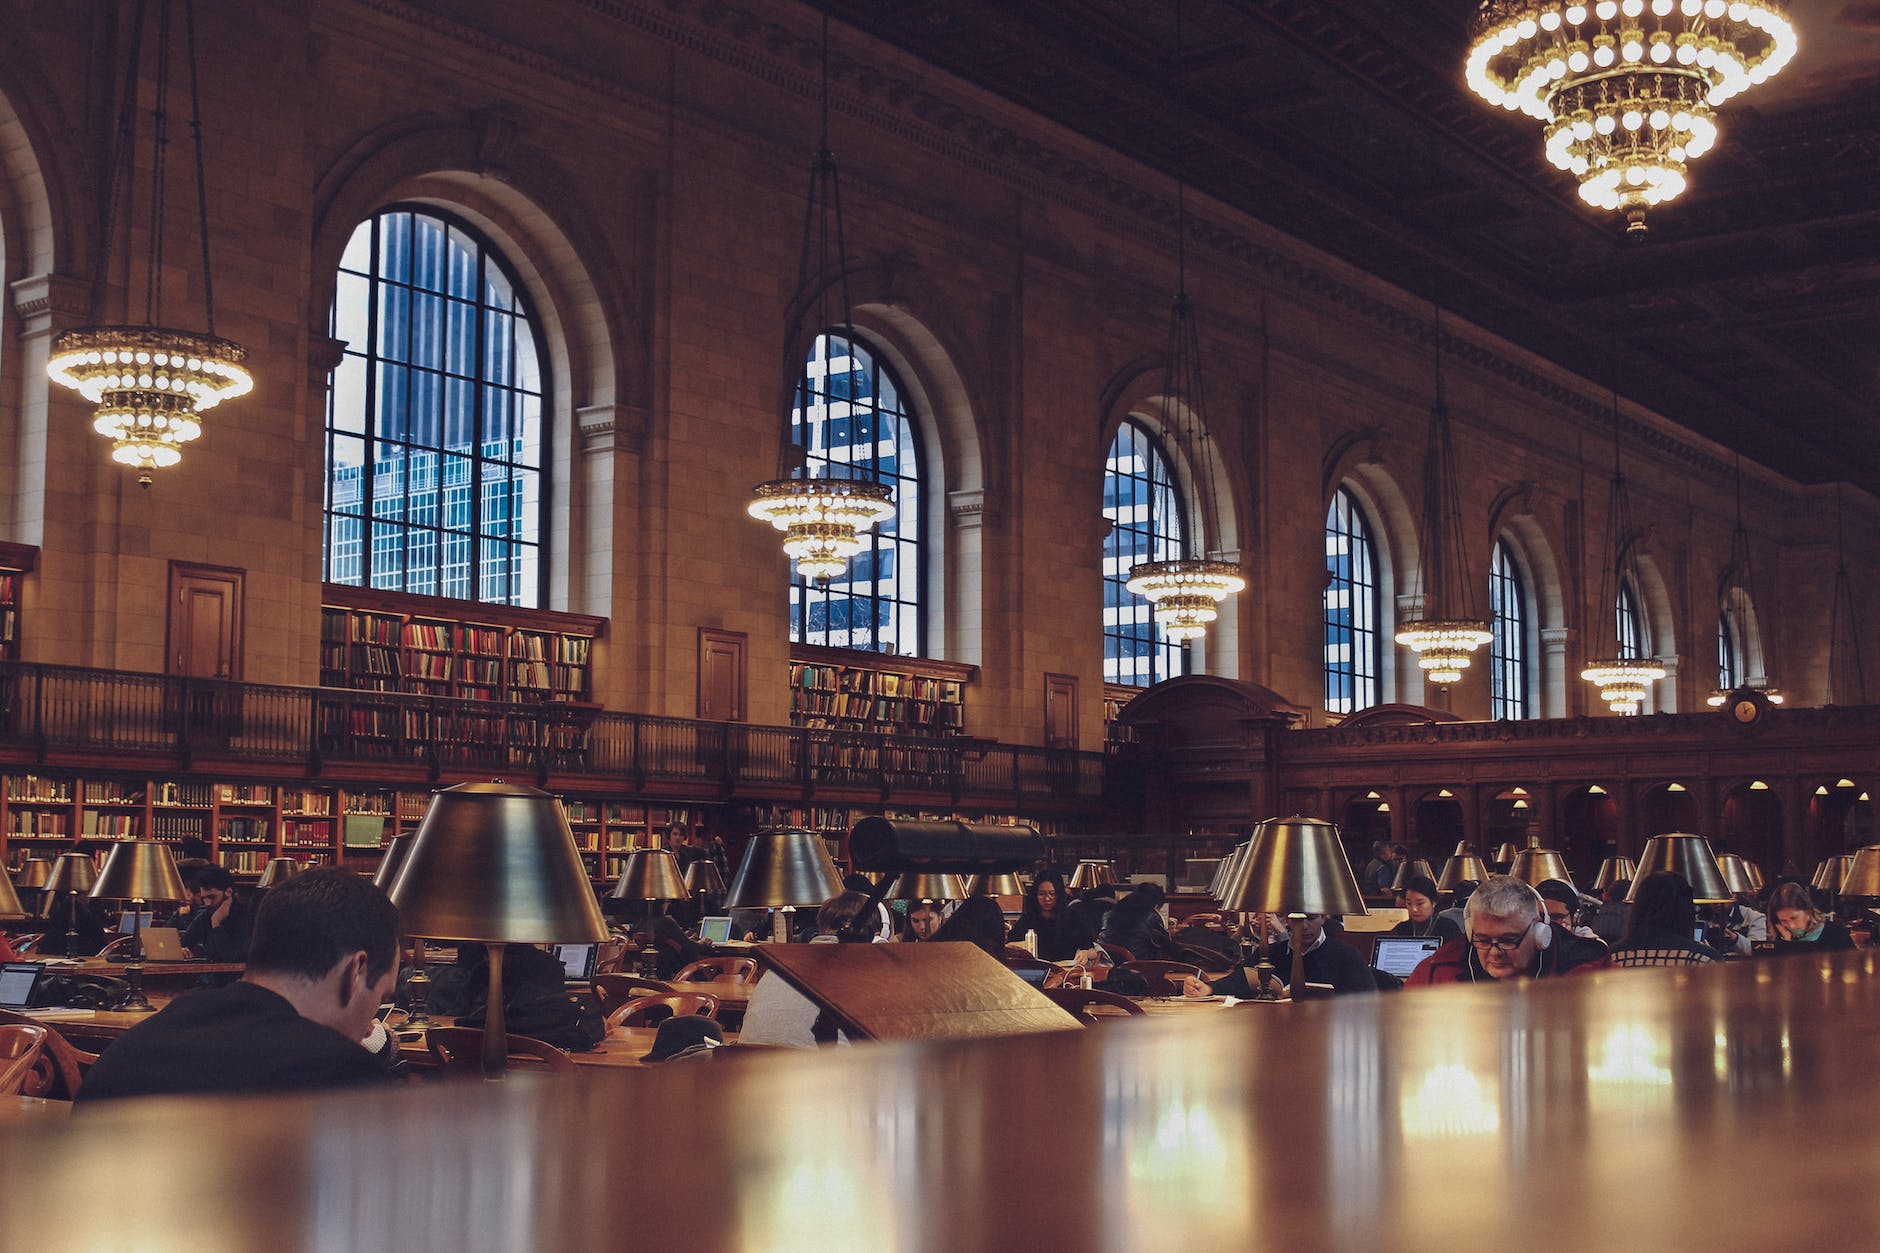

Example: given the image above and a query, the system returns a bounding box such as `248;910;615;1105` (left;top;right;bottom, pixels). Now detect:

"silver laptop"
0;961;44;1009
138;927;188;961
1371;936;1443;980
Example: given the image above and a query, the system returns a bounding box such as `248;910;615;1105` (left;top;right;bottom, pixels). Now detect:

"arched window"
1718;612;1742;689
1489;538;1530;720
1103;420;1187;686
789;331;923;654
1325;487;1380;713
324;207;544;605
1616;579;1645;660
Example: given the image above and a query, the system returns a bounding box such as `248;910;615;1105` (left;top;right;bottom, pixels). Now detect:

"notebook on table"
1370;936;1443;980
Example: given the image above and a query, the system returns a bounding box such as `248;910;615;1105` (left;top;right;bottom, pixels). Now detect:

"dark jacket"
1771;921;1855;954
1389;915;1463;944
77;981;394;1102
1406;925;1613;986
182;895;258;963
1612;925;1725;961
1208;935;1377;996
1008;911;1094;962
1099;900;1180;961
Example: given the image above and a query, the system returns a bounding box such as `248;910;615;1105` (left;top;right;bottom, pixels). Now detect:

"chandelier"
46;0;252;477
1395;307;1492;688
1580;396;1665;713
1125;2;1245;646
1464;0;1798;234
747;14;891;583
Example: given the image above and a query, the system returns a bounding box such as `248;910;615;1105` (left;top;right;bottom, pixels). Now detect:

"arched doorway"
1719;781;1784;875
1639;783;1697;837
1485;787;1538;860
1411;789;1465;865
1559;785;1620;880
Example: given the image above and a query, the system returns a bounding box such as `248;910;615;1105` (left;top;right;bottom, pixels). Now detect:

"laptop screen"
117;910;156;934
1372;936;1443;979
698;916;733;944
1694;925;1709;945
0;962;43;1009
553;944;597;982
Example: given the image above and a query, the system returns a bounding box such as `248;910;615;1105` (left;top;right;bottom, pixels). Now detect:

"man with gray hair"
1405;874;1612;986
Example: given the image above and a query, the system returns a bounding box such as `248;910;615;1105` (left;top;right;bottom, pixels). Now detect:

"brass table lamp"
1219;817;1367;999
611;846;689;977
1716;854;1759;897
1491;841;1518;868
1592;856;1637;892
1628;834;1733;905
89;841;188;1012
683;859;726;908
1811;854;1854;898
385;782;608;1078
1508;846;1575;892
1437;850;1488;894
256;856;301;889
886;873;966;901
1391;858;1436;892
965;872;1024;898
42;853;98;958
724;828;843;942
0;867;26;924
1067;861;1115;891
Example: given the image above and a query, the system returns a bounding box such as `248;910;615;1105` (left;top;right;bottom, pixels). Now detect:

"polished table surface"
5;952;1878;1250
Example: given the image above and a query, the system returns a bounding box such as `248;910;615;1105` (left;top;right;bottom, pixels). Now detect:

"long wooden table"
7;952;1875;1247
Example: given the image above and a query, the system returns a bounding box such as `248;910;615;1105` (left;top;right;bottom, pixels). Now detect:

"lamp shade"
386;781;607;943
1210;842;1251;899
1627;833;1733;905
257;857;301;889
1491;842;1518;866
14;859;53;891
1067;861;1115;891
1715;854;1759;897
0;869;25;921
886;873;966;902
1437;853;1489;893
42;853;97;895
724;828;843;910
610;848;689;902
1219;817;1367;916
1840;846;1880;904
683;860;726;896
1811;854;1854;895
89;841;187;903
1507;847;1574;892
965;872;1024;897
1391;858;1436;892
1593;856;1638;892
372;833;415;891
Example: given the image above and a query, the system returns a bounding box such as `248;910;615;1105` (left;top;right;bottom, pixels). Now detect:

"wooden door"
1045;673;1078;749
168;563;244;680
698;629;747;722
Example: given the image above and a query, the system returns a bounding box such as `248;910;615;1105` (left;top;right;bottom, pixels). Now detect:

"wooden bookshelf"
1103;683;1140;746
0;541;34;663
319;584;604;705
788;644;975;739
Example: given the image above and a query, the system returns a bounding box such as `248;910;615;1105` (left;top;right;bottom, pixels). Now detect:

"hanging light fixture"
1464;0;1798;236
1707;455;1782;707
1124;1;1245;645
1395;307;1492;688
1580;395;1665;714
747;13;894;582
46;0;251;480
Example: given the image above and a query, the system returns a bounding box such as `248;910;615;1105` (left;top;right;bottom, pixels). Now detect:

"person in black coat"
1007;871;1092;961
1099;884;1181;961
1187;913;1376;996
1612;872;1724;961
78;869;404;1103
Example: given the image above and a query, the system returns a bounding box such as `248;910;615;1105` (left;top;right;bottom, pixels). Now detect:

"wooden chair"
605;992;719;1030
0;1023;49;1097
11;934;43;955
1177;945;1236;973
1610;948;1716;968
95;934;138;959
1111;959;1203;996
594;941;628;975
1095;941;1135;965
591;973;677;1015
1043;987;1148;1025
424;1026;576;1076
671;956;759;984
0;1010;99;1100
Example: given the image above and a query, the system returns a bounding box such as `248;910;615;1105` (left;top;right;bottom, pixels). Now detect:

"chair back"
12;934;43;955
95;935;138;959
594;941;629;975
591;973;678;1015
1111;960;1203;996
425;1026;576;1076
1610;948;1716;969
0;1010;98;1099
1042;987;1146;1025
1094;940;1135;965
671;956;759;984
0;1024;49;1096
605;992;720;1030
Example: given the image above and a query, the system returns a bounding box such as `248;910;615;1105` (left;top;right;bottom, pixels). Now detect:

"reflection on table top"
6;953;1879;1250
397;1019;739;1069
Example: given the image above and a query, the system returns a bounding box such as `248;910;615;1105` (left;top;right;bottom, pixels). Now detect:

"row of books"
790;664;961;702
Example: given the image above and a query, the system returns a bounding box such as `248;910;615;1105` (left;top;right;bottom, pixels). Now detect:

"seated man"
181;865;257;963
1186;913;1376;997
1406;875;1612;985
77;869;403;1102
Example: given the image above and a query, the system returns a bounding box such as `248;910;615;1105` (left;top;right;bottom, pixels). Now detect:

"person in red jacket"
1406;875;1611;986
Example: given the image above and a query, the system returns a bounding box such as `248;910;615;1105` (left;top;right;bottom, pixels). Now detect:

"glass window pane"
1325;488;1379;713
324;206;546;606
1102;420;1189;686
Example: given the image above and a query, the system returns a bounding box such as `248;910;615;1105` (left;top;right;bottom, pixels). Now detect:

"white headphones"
1521;881;1553;950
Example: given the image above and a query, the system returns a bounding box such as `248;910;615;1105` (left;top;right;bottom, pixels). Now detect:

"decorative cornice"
948;488;986;529
578;402;645;455
8;272;90;336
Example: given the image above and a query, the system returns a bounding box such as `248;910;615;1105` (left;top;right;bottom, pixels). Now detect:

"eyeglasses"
1468;921;1535;954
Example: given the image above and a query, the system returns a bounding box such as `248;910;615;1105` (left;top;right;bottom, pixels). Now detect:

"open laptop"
0;961;43;1009
697;915;734;944
1371;936;1444;981
552;942;598;983
117;910;155;934
138;927;188;961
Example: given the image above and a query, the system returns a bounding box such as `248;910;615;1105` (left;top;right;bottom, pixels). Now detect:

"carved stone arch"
0;49;84;281
1321;424;1386;501
1489;506;1568;717
1096;361;1247;680
1630;551;1679;713
309;113;630;616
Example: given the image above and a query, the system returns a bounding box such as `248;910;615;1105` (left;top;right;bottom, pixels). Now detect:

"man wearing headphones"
1405;875;1612;986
